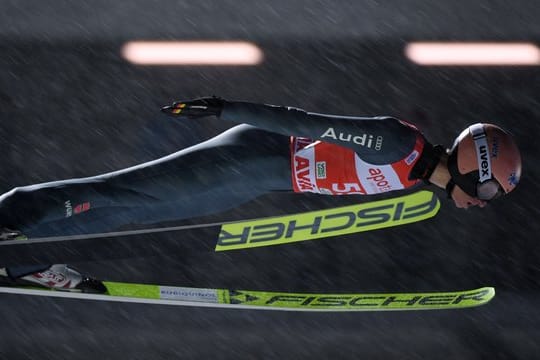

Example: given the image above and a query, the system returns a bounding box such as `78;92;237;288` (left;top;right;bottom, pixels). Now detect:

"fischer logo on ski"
216;191;440;251
0;282;495;312
256;288;492;308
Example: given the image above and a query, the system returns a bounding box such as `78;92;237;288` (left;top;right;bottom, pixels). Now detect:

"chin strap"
445;178;456;199
410;143;445;181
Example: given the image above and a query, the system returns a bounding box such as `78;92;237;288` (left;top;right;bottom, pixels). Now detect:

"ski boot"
0;227;26;241
0;264;107;294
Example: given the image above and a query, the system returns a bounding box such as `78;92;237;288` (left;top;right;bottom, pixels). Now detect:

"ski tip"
482;286;496;302
455;286;495;309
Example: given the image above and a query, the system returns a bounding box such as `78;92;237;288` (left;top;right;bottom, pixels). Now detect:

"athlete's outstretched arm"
162;97;421;164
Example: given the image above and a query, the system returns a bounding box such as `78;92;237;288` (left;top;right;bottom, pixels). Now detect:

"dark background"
0;1;539;359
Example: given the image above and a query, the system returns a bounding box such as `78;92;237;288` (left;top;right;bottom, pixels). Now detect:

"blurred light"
122;41;264;65
405;42;540;66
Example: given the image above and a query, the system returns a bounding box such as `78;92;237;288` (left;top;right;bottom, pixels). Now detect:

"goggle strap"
469;124;492;183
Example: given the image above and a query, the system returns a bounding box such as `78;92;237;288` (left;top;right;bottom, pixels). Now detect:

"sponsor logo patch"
316;162;327;179
295;156;315;191
405;150;419;165
365;168;392;193
160;286;219;303
32;270;67;287
491;137;499;158
66;201;91;217
292;138;317;192
74;202;91;214
508;172;519;186
320;127;383;150
65;200;72;218
478;144;491;179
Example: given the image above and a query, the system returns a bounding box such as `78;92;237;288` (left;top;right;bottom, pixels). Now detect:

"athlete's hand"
161;97;224;118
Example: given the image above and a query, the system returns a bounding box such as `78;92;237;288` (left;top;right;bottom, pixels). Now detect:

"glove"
161;96;225;118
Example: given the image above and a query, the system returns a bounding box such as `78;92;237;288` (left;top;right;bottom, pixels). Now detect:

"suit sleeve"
220;101;422;165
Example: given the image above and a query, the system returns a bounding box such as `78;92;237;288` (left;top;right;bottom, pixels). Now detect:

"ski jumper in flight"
0;97;522;292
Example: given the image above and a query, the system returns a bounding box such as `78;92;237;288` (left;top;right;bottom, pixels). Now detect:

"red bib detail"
290;136;425;195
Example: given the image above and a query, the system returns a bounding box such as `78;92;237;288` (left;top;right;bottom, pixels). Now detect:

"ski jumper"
0;101;438;238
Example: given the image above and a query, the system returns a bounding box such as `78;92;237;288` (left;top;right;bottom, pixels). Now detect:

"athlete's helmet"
446;123;522;201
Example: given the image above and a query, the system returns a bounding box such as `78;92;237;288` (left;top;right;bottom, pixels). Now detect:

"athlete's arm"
162;97;421;165
222;101;420;164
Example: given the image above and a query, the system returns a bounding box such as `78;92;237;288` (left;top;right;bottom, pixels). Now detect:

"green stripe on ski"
216;190;440;251
102;282;494;311
105;282;160;299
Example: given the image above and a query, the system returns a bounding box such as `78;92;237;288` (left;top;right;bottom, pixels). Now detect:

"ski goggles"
446;124;505;201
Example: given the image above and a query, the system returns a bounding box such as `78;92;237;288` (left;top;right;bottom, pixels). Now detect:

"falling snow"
0;1;539;359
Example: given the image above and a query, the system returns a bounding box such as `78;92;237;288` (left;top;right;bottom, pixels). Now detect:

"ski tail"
0;282;494;312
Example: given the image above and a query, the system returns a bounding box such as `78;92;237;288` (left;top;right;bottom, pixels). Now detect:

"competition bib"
290;137;424;195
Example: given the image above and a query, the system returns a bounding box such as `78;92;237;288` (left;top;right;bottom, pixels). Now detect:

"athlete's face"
450;185;487;209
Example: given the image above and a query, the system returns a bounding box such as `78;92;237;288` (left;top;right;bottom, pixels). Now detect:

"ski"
0;191;440;250
216;190;439;250
0;282;493;311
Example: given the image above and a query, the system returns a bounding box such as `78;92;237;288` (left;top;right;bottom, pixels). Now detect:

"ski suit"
0;101;439;238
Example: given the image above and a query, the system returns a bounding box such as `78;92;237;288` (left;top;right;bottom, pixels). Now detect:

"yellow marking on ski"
216;191;440;251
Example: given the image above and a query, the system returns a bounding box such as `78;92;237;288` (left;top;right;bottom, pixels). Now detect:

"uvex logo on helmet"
478;144;490;178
